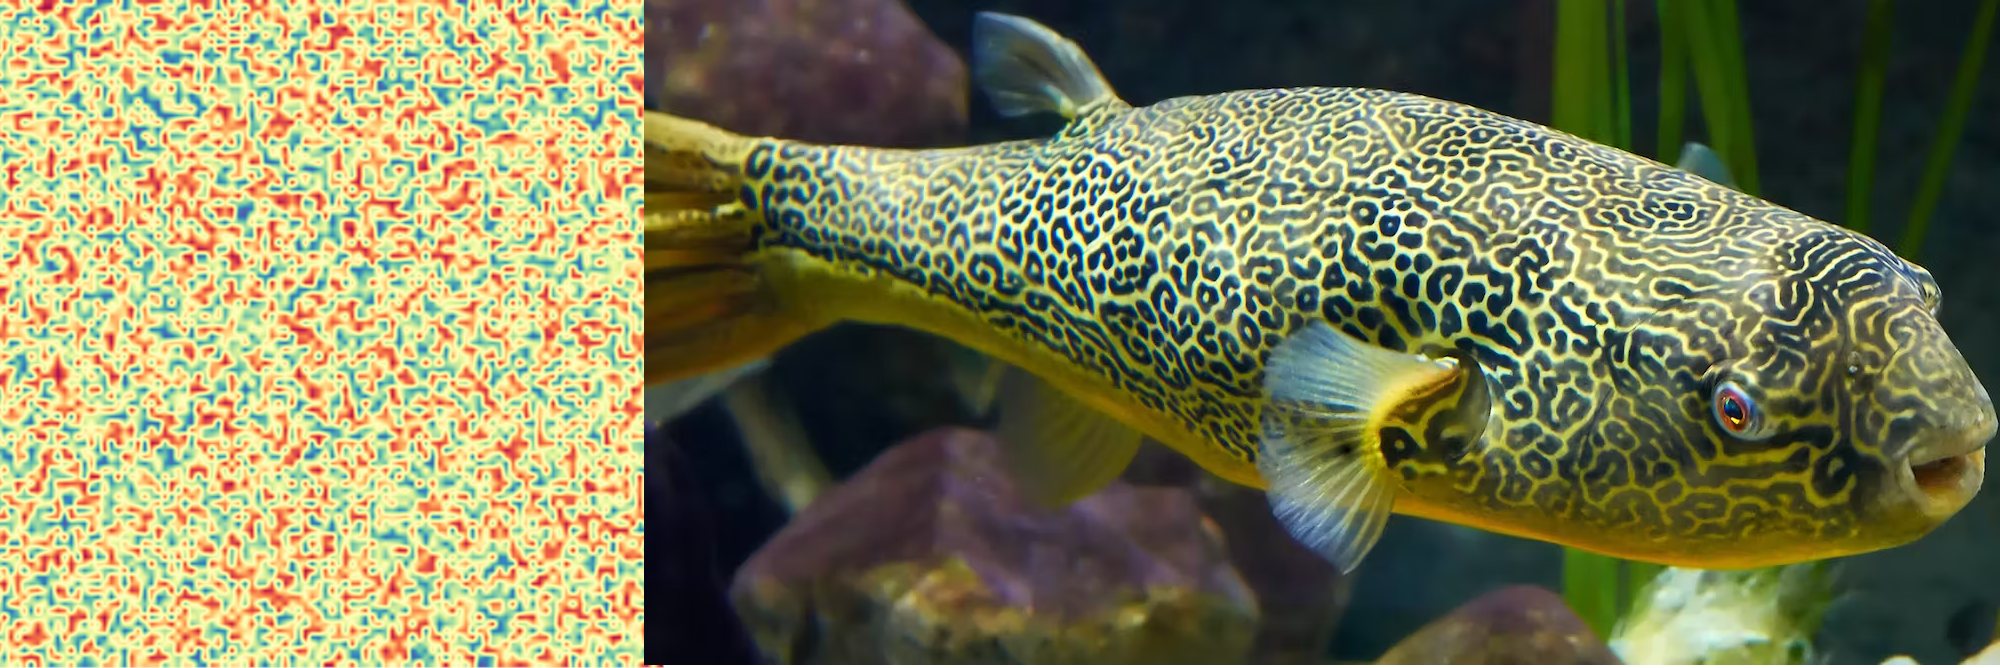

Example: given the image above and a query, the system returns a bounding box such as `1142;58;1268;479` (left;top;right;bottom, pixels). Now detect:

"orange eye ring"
1712;381;1757;436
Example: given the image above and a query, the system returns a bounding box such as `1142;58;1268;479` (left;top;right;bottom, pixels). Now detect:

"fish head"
1845;263;1993;523
1676;227;1992;559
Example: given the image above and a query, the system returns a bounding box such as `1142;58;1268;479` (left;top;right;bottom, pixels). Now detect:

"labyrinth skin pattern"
0;2;642;665
645;13;1995;572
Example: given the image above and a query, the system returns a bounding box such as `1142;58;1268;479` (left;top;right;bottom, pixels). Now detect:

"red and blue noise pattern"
0;0;645;664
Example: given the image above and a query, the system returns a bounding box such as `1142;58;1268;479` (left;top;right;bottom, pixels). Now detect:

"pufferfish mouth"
1900;416;1995;517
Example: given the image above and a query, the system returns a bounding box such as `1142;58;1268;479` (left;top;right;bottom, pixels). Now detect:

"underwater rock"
645;0;967;148
1121;442;1354;662
728;427;1259;663
1193;475;1353;663
1966;638;2000;664
1610;564;1834;664
1375;585;1621;664
1879;642;2000;665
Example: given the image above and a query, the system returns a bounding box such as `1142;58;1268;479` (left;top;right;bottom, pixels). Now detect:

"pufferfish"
644;12;1995;574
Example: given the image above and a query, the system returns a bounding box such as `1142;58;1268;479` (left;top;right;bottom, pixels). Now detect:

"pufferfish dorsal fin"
1258;321;1467;575
971;12;1125;121
992;365;1144;508
1675;141;1741;191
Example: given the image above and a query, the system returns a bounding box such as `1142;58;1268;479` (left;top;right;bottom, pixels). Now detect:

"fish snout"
1960;377;1996;455
1899;374;1992;519
1973;379;1996;440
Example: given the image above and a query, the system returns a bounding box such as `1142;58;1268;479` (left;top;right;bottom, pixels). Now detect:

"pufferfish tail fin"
971;12;1127;120
644;112;816;385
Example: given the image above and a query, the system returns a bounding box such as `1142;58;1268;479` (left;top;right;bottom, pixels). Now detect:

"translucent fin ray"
971;12;1121;120
993;367;1144;507
1257;321;1456;574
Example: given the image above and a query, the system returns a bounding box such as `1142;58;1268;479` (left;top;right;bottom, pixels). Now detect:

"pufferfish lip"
1900;405;1994;518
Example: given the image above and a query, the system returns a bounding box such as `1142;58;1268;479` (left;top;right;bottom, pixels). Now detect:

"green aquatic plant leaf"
1613;0;1633;150
1681;0;1761;196
1656;0;1688;161
1562;549;1623;639
1898;0;1997;257
1844;0;1896;234
1554;0;1617;145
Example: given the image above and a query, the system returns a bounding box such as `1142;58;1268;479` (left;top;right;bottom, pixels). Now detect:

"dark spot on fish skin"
1380;426;1422;466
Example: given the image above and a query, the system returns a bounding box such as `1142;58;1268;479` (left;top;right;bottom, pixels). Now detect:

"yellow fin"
971;12;1123;120
1259;321;1459;574
993;366;1143;507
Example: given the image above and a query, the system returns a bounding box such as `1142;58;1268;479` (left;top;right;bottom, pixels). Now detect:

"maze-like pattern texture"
0;0;645;664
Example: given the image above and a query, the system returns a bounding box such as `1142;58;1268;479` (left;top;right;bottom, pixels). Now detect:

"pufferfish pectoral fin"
971;12;1124;121
992;366;1145;508
1258;321;1462;575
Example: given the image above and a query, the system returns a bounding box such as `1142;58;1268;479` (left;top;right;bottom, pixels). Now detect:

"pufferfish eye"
1711;380;1772;440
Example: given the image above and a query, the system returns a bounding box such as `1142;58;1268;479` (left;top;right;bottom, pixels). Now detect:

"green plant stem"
1844;0;1896;233
1898;0;1997;257
1682;0;1762;195
1627;561;1664;606
1713;0;1759;193
1613;0;1632;150
1656;0;1687;160
1564;550;1623;639
1554;0;1616;143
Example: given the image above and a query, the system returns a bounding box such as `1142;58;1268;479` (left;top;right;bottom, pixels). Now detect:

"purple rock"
646;0;968;148
729;428;1258;663
1376;584;1623;664
1122;442;1354;663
